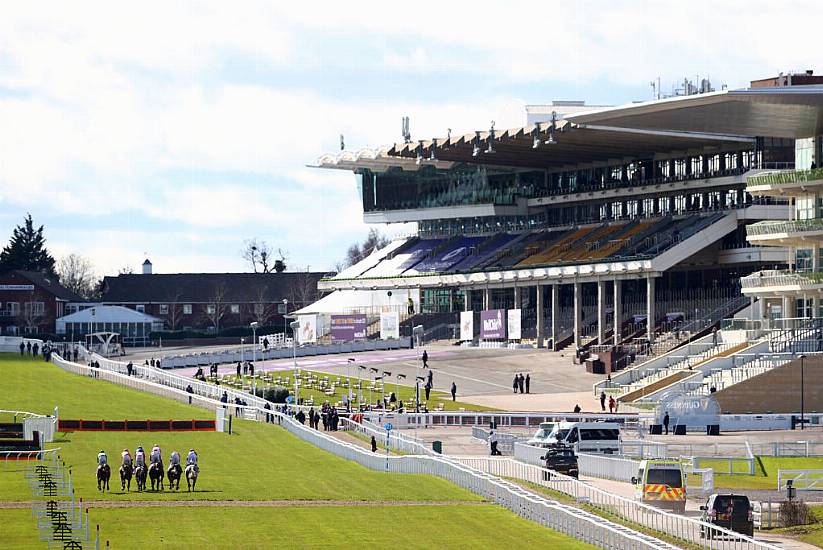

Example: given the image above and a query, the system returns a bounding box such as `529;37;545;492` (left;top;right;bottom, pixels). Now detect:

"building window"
206;304;216;315
7;302;19;315
254;303;265;315
796;249;814;272
159;304;169;315
24;302;44;316
797;297;813;319
136;304;145;313
183;304;192;315
796;196;815;220
230;304;240;314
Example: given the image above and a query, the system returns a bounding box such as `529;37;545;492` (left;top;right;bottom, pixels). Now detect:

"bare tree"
242;239;288;273
57;254;96;299
165;292;184;331
204;284;228;333
250;285;275;326
344;228;390;267
287;268;321;308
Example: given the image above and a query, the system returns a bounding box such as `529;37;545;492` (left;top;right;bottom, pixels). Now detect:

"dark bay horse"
185;464;199;492
96;464;110;492
120;462;133;491
135;463;147;492
148;461;165;491
167;463;182;491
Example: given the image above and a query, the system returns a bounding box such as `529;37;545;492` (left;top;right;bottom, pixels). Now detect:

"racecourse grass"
0;506;597;550
0;354;476;503
707;456;823;490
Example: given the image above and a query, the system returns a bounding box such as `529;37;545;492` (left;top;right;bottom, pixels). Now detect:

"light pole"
240;338;245;388
369;367;379;406
290;320;300;411
415;376;425;413
283;299;289;341
347;358;354;410
396;374;406;408
374;376;383;408
250;322;259;398
382;371;392;404
800;354;807;430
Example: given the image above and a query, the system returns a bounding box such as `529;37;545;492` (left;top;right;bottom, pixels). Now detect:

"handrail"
747;167;823;187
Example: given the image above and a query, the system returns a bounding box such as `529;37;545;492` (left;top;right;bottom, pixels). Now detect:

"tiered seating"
586;220;652;261
556;223;626;262
517;225;599;266
411;236;489;273
450;233;525;272
362;238;445;276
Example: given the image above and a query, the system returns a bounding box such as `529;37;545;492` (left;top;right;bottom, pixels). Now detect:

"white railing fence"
455;456;774;550
777;469;823;491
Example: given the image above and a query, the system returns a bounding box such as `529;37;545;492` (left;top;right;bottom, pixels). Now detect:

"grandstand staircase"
651;211;738;272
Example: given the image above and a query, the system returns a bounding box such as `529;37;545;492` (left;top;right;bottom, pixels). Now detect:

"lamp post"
346;358;354;410
800;354;807;430
290;320;300;411
415;376;425;413
250;322;259;398
396;374;406;408
374;376;383;408
240;338;245;388
283;299;289;340
369;367;379;407
382;371;392;404
358;365;366;408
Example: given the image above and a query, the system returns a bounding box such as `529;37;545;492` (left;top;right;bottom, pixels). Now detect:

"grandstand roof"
100;272;329;303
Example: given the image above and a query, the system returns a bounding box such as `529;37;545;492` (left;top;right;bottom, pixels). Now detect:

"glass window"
136;304;145;313
646;469;683;488
796;196;815;220
206;304;216;315
159;304;169;315
183;304;192;315
230;304;240;314
796;249;813;272
797;298;813;318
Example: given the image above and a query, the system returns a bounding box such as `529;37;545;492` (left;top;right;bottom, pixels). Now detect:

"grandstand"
315;75;823;372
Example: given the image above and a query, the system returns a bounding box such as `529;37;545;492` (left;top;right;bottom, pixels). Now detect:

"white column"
483;288;492;311
464;289;472;312
550;284;559;351
647;276;656;344
613;279;622;346
597;280;606;344
573;282;582;350
536;285;545;348
513;286;521;310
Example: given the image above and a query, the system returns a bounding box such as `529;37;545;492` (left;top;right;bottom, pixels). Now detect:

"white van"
526;422;556;448
546;421;621;454
632;459;686;513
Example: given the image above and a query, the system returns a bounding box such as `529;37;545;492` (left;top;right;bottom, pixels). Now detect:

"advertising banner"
330;313;367;342
298;315;317;344
380;311;399;340
460;311;474;341
656;392;721;428
480;309;506;340
507;309;521;340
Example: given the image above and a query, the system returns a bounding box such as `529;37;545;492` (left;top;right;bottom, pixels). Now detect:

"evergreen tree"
0;214;57;276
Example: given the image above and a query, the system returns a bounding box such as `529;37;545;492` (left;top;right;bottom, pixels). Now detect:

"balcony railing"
747;167;823;187
746;218;823;237
741;269;823;290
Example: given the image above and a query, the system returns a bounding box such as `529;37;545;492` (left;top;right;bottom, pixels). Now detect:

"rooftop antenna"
545;111;557;145
485;121;495;154
532;122;542;149
415;140;424;165
429;138;437;161
472;131;481;157
401;116;411;144
447;128;452;140
339;134;345;151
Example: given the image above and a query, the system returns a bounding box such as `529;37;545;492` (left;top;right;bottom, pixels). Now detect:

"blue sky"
0;1;819;276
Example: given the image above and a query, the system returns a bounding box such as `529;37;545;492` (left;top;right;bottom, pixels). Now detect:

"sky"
1;1;820;277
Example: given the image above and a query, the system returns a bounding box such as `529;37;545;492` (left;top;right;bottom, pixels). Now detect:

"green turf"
772;505;823;547
706;456;823;490
213;368;497;411
0;506;598;549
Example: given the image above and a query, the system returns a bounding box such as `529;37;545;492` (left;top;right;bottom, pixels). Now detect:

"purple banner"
330;314;367;342
480;309;506;339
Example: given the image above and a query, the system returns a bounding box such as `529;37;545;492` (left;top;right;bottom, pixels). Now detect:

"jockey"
150;444;162;465
186;449;198;471
121;449;132;467
169;450;181;467
97;450;107;466
134;446;146;468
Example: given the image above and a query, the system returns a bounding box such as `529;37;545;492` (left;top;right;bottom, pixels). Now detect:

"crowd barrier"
57;419;215;431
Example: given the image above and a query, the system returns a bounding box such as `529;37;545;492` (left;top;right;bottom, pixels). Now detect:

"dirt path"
0;499;485;509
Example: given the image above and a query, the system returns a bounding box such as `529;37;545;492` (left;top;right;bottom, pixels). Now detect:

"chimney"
142;259;152;275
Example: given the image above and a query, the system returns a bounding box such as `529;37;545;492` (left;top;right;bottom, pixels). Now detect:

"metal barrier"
455;456;776;550
777;469;823;490
578;452;639;482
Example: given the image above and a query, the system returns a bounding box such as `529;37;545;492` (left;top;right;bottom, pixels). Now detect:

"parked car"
631;459;686;513
700;493;754;538
540;445;579;478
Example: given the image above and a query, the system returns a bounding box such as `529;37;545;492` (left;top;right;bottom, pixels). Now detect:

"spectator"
407;297;414;315
236;362;241;377
127;362;133;377
72;347;78;362
422;349;428;368
600;391;606;412
573;404;581;413
489;430;502;456
517;373;525;394
27;341;32;355
371;435;378;452
663;411;670;435
424;380;432;401
32;343;39;356
263;338;269;351
525;374;531;394
512;375;519;394
450;382;457;401
19;341;24;355
249;363;255;378
296;410;306;425
264;402;272;423
608;396;616;413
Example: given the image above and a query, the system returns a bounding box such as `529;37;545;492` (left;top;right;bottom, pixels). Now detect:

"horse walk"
148;461;165;491
185;464;199;492
167;463;182;491
135;464;147;492
120;463;133;491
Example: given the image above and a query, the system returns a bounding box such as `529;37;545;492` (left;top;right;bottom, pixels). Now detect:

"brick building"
0;270;82;335
99;264;327;333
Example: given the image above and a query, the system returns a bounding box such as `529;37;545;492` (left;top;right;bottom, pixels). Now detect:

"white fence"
578;452;640;482
777;470;823;490
455;456;775;550
0;336;43;353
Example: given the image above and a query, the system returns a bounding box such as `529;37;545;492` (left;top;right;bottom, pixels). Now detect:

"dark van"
700;494;754;538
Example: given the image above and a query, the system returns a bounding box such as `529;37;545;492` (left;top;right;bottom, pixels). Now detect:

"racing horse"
148;461;165;491
120;462;133;491
96;463;111;492
167;462;182;491
185;463;199;492
134;463;147;492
